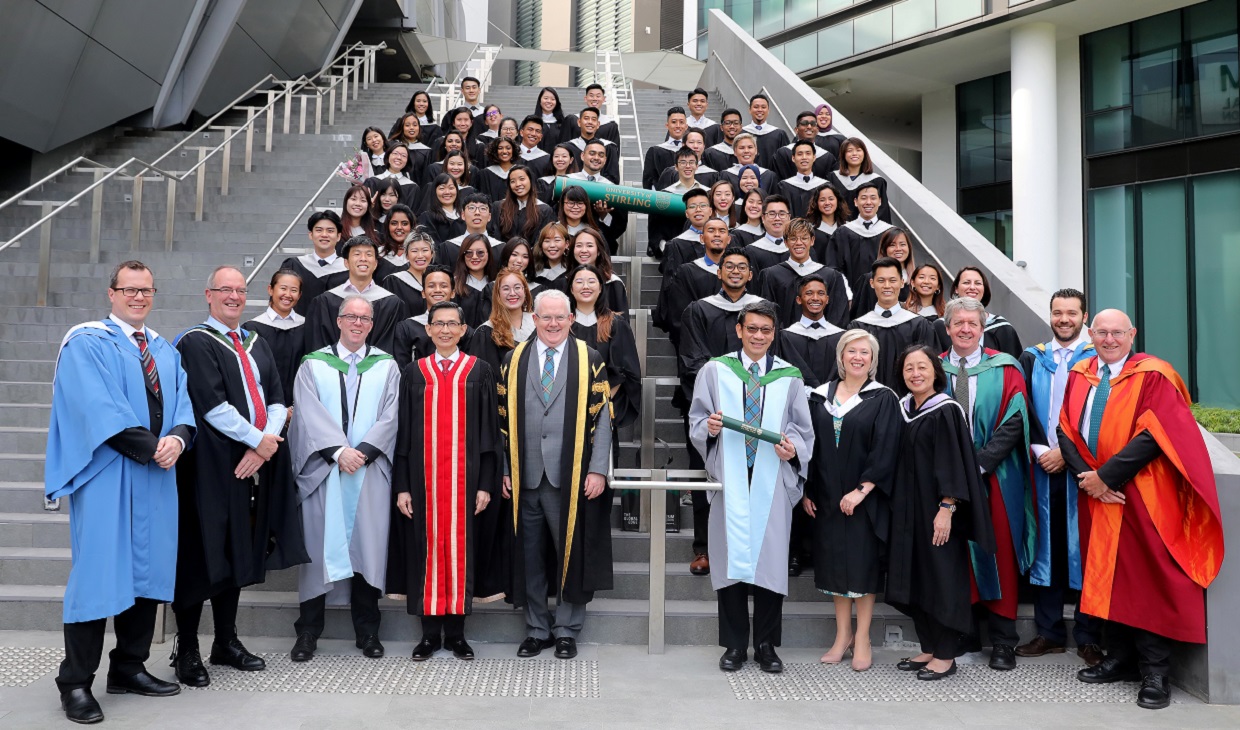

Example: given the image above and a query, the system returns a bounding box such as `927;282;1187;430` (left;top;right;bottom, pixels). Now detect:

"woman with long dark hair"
569;263;641;429
405;90;442;147
371;177;402;224
374;204;415;281
243;269;306;410
365;141;419;208
536;143;579;204
529;221;570;293
360;126;388;176
931;266;1022;358
533;87;567;152
833;137;890;223
338;184;379;250
494;164;554;241
807;184;852;262
849;227;915;319
477;137;517;204
416;173;466;243
904;263;947;320
708;180;738;227
451;233;497;328
730;188;766;245
569;226;628;317
388;113;433;180
497;236;535;282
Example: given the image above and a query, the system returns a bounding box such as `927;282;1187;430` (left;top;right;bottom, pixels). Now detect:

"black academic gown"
365;174;419;210
846;307;938;390
417;210;466;246
565;139;621;186
849;272;911;321
656;165;719;191
382;271;427;316
518;148;553;179
932;313;1024;359
241;317;306;407
305;283;408;354
654;258;718;345
811;224;838;264
775;175;833;219
658;232;704;277
816;131;846;160
742;124;790;168
772;145;838;183
477;166;511;204
529;266;568;295
886;394;995;634
392;314;477;373
572;317;642;430
387;356;506;609
828;218;896;285
456;282;493;330
720;164;779;198
642;140;682;190
173;327;308;609
832;172;892;223
537;117;568;153
678;292;768;408
703;142;737;173
729;223;765;246
373;254;409;284
806;381;902;595
492;200;554;241
280;254;348;317
754;259;851;328
779;321;844;388
743;237;790;275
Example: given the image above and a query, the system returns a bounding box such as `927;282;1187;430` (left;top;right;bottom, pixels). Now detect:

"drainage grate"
188;654;600;697
0;647;62;687
727;662;1172;703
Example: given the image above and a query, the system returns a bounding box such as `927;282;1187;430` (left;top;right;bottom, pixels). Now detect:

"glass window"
1192;171;1240;408
1138;180;1191;380
754;0;786;38
723;0;752;36
820;0;854;14
1131;15;1183;147
993;73;1012;182
854;6;893;54
818;23;854;65
936;0;985;29
1084;25;1131;112
963;211;1013;257
786;0;818;29
958;76;997;187
1088;186;1137;315
769;44;785;64
1188;0;1240;138
894;0;936;42
784;34;818;72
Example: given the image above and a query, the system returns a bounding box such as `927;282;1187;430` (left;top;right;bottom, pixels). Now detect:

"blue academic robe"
45;321;195;623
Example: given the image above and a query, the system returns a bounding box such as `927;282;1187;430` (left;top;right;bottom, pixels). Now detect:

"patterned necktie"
744;363;761;468
1087;364;1112;455
132;332;160;397
954;356;971;428
587;175;596;182
227;331;267;430
440;357;451;373
541;347;557;404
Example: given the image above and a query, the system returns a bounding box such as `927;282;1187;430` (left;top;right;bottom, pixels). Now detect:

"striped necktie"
227;331;267;430
1087;364;1112;455
744;363;761;468
132;332;160;398
541;347;556;404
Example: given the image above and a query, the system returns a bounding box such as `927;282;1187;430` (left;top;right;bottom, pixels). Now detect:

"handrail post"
283;82;292;135
299;95;307;135
164;177;177;252
90;168;104;263
362;51;371;90
265;95;275;152
220;132;232;195
195;147;207;221
130;174;144;252
315;93;323;134
37;201;53;307
244;108;255;172
648;468;668;655
638;378;658;533
352;59;360;101
329;85;337;125
341;69;349;113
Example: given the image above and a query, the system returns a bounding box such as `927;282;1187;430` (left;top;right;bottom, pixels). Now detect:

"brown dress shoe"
1015;636;1066;657
689;554;710;576
1077;643;1104;667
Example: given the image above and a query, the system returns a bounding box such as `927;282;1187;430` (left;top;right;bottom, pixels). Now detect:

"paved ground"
1;631;1238;728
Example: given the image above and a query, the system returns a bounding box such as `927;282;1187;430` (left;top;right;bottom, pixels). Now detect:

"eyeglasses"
686;203;711;210
536;314;570;323
721;262;750;272
486;111;500;118
464;204;489;213
743;325;775;335
764;211;790;218
465;250;488;259
499;284;525;294
563;200;586;207
112;287;157;298
207;287;247;296
797;120;816;126
427;320;463;329
339;314;373;324
1091;329;1133;339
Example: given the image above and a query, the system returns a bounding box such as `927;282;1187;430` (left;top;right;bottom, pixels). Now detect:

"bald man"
1057;309;1224;710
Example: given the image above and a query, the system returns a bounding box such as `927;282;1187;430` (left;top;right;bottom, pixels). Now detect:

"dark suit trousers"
294;577;382;641
1105;621;1172;677
972;604;1019;648
421;614;466;641
57;599;159;692
1030;471;1102;645
717;583;783;651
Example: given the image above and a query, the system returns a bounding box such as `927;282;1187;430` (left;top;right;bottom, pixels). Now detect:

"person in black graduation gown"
807;183;851;264
172;265;309;687
468;268;535;376
904;263;948;321
452;233;496;329
530;221;571;294
516;116;552;179
828;183;895;285
420;138;477;209
684;87;722;146
477;137;517;205
708;180;738;227
834;137;891;224
568;264;641;432
772;112;838;182
846;257;937;389
564;109;622;185
648;149;709;257
533;87;568;153
932;266;1023;358
281;211;347;317
305;237;408;354
374;204;415;283
394;266;474;372
568;226;628;317
242;270;306;411
361;126;389;176
458;77;486;134
677;247;769;575
536;143;578;204
775;140;834;218
382;229;436;316
754;217;851;327
406;91;441;147
703;108;742;172
743;194;795;274
417;174;467;245
431;108;481;171
338;184;380;249
660;187;720;280
387;301;505;658
561;83;621;144
802;329;902;671
743;94;790;169
849;227;914;320
642;106;690;190
438;194;506;271
655;218;731;348
494;165;555;242
371;178;404;227
814;103;847;160
720;134;779;198
886;345;995;680
559;180;627;256
654;129;720;190
731;188;767;245
364;143;420;209
778;274;846;388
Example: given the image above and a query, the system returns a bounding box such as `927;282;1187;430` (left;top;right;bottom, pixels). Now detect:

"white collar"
106;315;151;343
1097;355;1128;378
466;275;489;290
816;379;890;418
261;307;304;326
782;174;827;190
743;122;777;135
899;392;966;422
817;220;838;235
575;310;598;326
740;350;766;376
704;291;763;312
542;263;566;277
436;348;460;363
784;258;821;273
854;305;918;328
734;222;764;236
844;217;892;237
337;342;366;360
1051;332;1091;356
950;347;983;369
786;318;842;340
833;170;879;189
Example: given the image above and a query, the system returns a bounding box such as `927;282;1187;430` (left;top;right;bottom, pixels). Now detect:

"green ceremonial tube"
553;176;686;217
719;415;784;445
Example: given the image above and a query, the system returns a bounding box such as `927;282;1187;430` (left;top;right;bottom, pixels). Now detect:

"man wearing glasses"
49;261;196;723
745;195;794;275
171;265;308;688
703;109;743;172
286;296;400;663
306;236;409;354
689;299;813;674
388;301;504;661
439;194;504;269
498;291;613;660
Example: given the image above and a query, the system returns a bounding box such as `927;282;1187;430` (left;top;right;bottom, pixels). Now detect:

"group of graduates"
43;81;1225;725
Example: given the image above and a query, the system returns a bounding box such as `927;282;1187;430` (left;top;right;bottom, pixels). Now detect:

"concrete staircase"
0;80;1049;650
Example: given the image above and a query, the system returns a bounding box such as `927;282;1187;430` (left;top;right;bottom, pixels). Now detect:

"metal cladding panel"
0;1;91;150
33;0;106;31
193;24;288;113
90;0;199;80
49;39;161;147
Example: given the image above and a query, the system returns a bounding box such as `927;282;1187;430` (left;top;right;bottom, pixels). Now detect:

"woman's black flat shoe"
896;658;930;671
916;662;957;681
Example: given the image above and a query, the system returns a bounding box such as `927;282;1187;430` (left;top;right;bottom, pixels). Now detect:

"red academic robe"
1059;354;1224;643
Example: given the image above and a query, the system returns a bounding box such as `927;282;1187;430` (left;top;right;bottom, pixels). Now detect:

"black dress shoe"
989;643;1016;671
412;637;442;661
61;688;104;724
755;642;783;673
290;632;317;662
788;555;803;577
210;637;266;671
1078;656;1141;684
896;658;930;671
554;637;578;659
719;648;746;672
170;644;210;687
356;634;385;658
446;638;474;660
917;662;958;681
517;636;555;657
106;670;181;696
1137;674;1171;710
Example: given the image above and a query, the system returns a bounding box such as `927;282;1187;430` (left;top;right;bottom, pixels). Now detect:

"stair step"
0;482;51;514
0;511;70;547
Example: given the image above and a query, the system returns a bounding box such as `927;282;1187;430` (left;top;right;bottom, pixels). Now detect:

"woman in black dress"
387;113;433;181
803;329;901;671
374;204;415;282
730;188;766;245
833;138;890;224
533;87;567;153
886;345;995;680
708;180;737;227
467;267;535;377
932;266;1021;357
419;146;477;212
338;184;379;248
451;233;497;328
849;227;914;319
807;184;851;263
494;164;554;241
904;263;947;321
529;221;570;293
417;173;466;244
497;237;535;283
569;226;628;317
364;142;419;209
568;264;641;431
536;143;578;204
370;177;402;226
406;91;442;148
477;137;516;205
814;103;846;160
383;229;436;315
243;269;305;415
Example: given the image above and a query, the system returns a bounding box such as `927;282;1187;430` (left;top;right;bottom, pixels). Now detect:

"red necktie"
227;331;267;430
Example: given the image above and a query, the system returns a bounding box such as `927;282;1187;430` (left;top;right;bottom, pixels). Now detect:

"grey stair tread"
0;511;68;523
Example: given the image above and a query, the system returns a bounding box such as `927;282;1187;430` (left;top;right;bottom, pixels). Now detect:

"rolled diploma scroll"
719;415;784;445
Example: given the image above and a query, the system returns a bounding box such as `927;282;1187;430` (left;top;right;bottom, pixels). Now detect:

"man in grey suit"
499;290;614;660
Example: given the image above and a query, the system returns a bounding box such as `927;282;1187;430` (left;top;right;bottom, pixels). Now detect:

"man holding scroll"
689;300;814;674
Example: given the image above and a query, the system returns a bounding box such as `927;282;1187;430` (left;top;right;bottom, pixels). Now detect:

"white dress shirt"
1031;334;1090;456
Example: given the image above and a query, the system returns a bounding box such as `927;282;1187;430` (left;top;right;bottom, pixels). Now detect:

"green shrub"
1192;404;1240;434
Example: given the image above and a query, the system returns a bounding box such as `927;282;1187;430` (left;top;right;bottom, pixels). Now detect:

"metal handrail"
245;169;341;285
758;85;794;134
